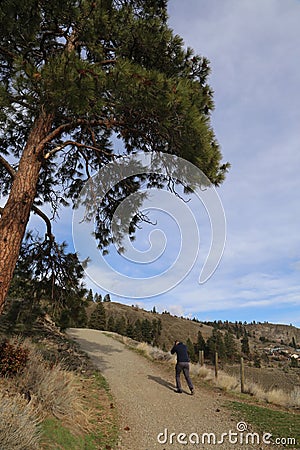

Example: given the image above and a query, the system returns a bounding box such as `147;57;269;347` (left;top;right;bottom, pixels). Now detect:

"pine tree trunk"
0;111;53;314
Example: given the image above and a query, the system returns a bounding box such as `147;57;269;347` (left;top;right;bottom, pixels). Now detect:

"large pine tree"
0;0;229;313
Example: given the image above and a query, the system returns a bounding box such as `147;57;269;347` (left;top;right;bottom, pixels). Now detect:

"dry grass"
14;339;91;432
135;341;174;361
0;337;92;449
196;365;300;409
0;394;42;450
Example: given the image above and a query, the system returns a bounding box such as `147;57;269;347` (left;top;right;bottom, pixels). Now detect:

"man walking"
171;340;194;395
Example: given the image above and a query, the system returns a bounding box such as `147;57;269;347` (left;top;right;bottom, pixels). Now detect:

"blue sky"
3;1;300;326
163;0;300;325
72;0;300;326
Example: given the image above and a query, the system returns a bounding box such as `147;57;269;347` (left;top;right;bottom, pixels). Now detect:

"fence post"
215;352;218;379
199;350;204;366
240;357;245;393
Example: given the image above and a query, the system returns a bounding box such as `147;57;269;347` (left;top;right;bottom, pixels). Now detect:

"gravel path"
67;328;275;450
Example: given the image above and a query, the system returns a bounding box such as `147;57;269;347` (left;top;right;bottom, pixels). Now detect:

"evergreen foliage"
107;315;115;332
206;329;226;362
0;0;229;312
133;318;143;341
224;331;238;361
7;232;88;330
186;337;196;362
114;316;127;335
241;332;250;356
196;330;206;353
94;293;103;302
89;301;106;330
86;289;94;303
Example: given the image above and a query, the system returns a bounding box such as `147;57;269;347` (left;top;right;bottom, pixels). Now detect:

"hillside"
99;301;213;347
87;300;300;361
246;322;300;346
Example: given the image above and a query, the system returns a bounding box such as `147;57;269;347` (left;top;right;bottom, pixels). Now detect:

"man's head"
175;340;180;345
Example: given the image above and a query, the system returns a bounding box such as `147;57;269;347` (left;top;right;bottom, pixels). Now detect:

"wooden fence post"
199;350;204;366
215;352;218;379
240;357;245;393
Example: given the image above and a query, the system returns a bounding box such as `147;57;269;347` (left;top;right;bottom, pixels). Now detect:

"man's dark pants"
175;362;193;391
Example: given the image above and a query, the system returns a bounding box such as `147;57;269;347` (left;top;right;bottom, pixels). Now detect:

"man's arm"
171;341;178;354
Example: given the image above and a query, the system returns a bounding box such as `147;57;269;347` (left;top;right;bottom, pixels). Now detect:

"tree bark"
0;110;53;314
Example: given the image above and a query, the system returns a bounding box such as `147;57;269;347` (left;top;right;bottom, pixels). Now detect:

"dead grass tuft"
14;340;91;433
289;387;300;408
0;394;42;450
135;341;173;361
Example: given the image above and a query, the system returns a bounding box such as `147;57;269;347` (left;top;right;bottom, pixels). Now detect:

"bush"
0;339;29;377
15;342;90;432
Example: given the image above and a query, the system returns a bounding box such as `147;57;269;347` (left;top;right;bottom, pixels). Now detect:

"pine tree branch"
44;140;113;159
100;59;117;65
0;46;16;60
39;117;123;154
0;155;16;177
0;154;53;240
32;206;54;242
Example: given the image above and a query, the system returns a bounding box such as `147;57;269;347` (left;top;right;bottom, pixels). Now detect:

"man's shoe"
190;388;194;395
175;389;182;393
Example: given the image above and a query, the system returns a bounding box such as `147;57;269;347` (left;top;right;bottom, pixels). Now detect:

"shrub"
15;343;90;432
0;339;29;377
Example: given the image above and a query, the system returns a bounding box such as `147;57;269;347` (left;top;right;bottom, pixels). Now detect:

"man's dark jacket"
171;342;190;363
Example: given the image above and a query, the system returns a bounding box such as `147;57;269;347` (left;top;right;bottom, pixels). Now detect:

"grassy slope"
230;401;300;448
40;372;118;450
91;300;216;347
0;316;119;450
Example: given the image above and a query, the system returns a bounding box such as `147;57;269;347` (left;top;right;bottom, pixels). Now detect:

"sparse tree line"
201;319;252;339
88;299;162;346
184;329;250;364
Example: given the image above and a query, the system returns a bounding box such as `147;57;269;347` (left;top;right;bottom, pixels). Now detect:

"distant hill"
246;322;300;350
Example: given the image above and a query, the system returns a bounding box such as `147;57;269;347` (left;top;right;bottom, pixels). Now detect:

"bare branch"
32;205;54;242
0;155;17;177
167;176;191;203
0;154;53;240
79;150;91;178
39;117;123;153
0;46;16;60
100;59;117;65
135;212;157;229
44;139;113;159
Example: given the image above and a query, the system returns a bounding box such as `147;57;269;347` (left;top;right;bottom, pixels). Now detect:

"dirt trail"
67;328;272;450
